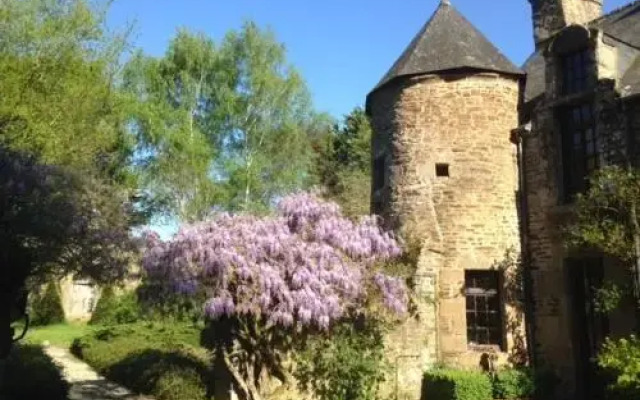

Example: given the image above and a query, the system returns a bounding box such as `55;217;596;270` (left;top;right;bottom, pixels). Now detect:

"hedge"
492;368;535;399
423;369;493;400
71;322;210;400
89;287;140;326
29;283;65;326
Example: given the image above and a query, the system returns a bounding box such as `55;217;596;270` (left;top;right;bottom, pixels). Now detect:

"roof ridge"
589;0;640;25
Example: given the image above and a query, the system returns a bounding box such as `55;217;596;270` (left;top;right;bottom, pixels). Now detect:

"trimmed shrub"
492;368;535;399
294;317;388;400
71;322;209;400
0;345;68;400
90;287;140;326
423;369;493;400
30;283;65;326
598;335;640;399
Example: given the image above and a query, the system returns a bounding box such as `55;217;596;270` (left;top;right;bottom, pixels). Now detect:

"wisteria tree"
142;192;407;400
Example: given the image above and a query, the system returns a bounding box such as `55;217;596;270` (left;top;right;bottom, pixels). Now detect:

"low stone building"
367;0;640;399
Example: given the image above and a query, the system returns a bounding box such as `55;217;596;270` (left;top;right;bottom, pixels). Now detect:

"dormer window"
560;48;592;95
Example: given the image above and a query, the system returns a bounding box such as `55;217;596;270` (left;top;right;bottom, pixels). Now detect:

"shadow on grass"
99;349;212;400
0;345;68;400
70;379;146;400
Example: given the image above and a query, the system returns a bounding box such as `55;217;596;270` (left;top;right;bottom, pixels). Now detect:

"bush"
423;369;493;400
0;345;68;400
294;317;388;400
492;368;535;399
30;283;65;326
71;322;209;400
598;335;640;399
90;287;140;326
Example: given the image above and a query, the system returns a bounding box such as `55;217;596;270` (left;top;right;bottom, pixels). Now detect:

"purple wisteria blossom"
143;192;407;329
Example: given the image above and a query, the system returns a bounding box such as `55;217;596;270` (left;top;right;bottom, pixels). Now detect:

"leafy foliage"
0;146;135;293
215;22;317;212
29;283;65;327
423;369;493;400
598;335;640;399
0;345;69;400
72;322;208;400
567;166;640;263
491;368;535;399
293;317;388;400
142;192;407;399
90;287;140;326
314;107;372;218
123;30;220;221
0;0;133;173
593;280;631;314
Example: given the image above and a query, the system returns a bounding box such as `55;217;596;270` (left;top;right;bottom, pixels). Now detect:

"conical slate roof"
371;0;523;93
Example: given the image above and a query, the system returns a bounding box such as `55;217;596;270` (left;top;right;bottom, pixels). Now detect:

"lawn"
20;323;92;348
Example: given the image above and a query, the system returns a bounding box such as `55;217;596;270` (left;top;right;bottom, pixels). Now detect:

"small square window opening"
436;163;449;177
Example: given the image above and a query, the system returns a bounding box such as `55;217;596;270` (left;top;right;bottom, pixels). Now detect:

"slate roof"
591;0;640;48
522;50;545;103
369;0;523;94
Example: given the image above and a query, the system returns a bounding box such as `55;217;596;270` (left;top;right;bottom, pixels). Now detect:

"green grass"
20;323;92;348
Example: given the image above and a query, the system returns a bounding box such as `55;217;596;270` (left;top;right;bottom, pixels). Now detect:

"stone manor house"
366;0;640;399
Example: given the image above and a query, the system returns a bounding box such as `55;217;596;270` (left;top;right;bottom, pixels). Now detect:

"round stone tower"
366;2;525;398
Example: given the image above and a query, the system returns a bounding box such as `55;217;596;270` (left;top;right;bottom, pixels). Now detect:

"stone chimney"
529;0;603;46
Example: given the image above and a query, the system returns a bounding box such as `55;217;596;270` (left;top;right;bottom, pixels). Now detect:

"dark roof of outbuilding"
369;0;523;95
591;1;640;48
522;50;545;103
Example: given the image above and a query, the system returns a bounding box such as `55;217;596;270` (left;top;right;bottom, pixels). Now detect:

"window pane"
562;103;597;200
562;49;592;95
464;271;503;347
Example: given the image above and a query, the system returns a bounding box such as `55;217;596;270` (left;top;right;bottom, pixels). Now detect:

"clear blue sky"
108;0;629;119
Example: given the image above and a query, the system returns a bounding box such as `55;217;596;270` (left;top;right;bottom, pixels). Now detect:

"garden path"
44;346;153;400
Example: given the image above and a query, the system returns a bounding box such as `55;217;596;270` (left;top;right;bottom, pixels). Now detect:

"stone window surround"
547;24;598;101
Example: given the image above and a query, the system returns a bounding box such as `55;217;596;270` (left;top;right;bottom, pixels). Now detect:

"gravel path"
44;346;152;400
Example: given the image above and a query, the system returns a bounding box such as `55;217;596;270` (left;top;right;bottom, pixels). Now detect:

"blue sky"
108;0;629;119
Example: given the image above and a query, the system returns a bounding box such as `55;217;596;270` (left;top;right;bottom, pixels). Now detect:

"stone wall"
58;277;99;322
369;71;523;399
521;29;639;399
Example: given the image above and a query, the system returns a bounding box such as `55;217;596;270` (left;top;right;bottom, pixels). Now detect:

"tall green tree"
123;30;221;221
314;107;372;218
0;0;133;176
215;21;316;212
0;0;138;373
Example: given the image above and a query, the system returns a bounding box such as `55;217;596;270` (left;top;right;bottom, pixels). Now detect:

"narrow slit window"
436;163;449;177
373;155;386;191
